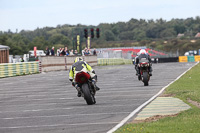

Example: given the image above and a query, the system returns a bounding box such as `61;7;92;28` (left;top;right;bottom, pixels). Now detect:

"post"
77;35;80;54
87;36;91;49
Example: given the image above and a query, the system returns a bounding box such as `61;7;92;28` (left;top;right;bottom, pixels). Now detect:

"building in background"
0;45;10;63
195;32;200;38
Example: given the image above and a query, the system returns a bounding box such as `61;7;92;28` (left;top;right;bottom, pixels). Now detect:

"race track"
0;62;195;133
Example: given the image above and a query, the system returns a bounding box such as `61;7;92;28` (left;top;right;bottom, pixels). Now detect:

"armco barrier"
0;62;39;78
98;58;132;65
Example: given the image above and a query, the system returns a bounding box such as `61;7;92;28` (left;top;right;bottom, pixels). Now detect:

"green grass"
115;62;200;133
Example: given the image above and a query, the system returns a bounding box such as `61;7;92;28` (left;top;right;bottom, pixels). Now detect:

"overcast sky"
0;0;199;32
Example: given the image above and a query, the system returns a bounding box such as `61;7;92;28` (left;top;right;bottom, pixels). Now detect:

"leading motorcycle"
75;71;96;105
138;58;150;86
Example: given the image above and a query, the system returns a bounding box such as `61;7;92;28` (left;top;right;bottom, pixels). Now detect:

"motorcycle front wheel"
143;71;149;86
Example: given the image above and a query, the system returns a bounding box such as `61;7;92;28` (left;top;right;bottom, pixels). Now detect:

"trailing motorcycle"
75;71;96;105
138;58;150;86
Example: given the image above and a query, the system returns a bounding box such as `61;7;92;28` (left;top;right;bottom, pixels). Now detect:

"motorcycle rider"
69;57;100;97
135;49;153;77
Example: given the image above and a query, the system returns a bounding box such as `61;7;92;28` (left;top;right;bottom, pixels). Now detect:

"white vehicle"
29;50;46;57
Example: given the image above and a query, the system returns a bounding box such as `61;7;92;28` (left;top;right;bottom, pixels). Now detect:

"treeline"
0;16;200;55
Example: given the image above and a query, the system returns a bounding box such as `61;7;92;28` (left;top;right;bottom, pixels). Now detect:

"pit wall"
40;56;97;72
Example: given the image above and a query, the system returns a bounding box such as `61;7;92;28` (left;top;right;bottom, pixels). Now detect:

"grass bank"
115;62;200;133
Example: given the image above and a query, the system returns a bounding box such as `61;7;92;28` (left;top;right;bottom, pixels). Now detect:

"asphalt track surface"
0;62;196;133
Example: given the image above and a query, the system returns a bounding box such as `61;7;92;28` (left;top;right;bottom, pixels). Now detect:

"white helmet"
139;49;147;54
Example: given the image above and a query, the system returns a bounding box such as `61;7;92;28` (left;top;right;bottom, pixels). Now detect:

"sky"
0;0;200;32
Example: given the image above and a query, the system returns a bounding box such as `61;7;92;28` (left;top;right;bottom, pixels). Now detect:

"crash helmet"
139;49;147;54
74;57;83;63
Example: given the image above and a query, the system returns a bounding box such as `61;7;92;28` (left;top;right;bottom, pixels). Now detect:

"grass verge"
115;62;200;133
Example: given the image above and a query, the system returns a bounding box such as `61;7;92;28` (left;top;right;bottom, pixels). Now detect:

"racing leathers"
135;53;152;76
69;60;100;97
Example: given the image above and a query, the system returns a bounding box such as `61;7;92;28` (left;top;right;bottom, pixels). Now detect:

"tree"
174;25;186;34
160;28;176;38
29;36;47;50
104;30;116;41
49;33;71;46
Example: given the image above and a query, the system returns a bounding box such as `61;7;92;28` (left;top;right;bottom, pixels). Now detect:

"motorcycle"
138;58;150;86
75;71;96;105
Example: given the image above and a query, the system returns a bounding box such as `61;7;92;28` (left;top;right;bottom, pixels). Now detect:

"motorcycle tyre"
143;72;149;86
82;83;96;105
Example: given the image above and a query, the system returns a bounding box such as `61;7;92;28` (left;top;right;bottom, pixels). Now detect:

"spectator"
45;47;50;56
51;47;55;56
82;50;85;56
57;48;62;56
60;48;66;56
19;57;24;62
93;48;97;55
84;49;90;56
74;50;78;56
88;48;91;55
70;50;74;56
65;47;69;56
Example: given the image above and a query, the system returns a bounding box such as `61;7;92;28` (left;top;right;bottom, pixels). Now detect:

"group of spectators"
57;47;78;56
45;46;97;56
82;47;96;56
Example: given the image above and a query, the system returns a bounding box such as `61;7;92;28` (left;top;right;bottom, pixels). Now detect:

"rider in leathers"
135;49;152;78
69;57;100;97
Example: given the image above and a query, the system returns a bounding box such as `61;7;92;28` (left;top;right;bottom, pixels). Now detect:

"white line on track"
0;97;139;103
0;122;119;129
0;112;130;120
0;107;73;113
0;104;141;113
0;89;145;95
0;93;152;99
97;94;153;98
0;97;74;102
0;88;71;91
0;101;140;108
107;62;199;133
0;92;74;96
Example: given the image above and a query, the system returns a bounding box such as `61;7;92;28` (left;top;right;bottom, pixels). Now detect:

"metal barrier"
0;62;39;78
98;58;132;65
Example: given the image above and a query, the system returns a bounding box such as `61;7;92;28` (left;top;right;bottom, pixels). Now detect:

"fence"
0;62;39;78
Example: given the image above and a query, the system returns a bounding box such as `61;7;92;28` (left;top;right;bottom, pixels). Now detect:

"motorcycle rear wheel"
82;83;96;105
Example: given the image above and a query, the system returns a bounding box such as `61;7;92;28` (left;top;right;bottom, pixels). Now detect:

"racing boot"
135;65;140;76
149;66;153;76
75;84;81;97
92;79;100;91
149;72;152;76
